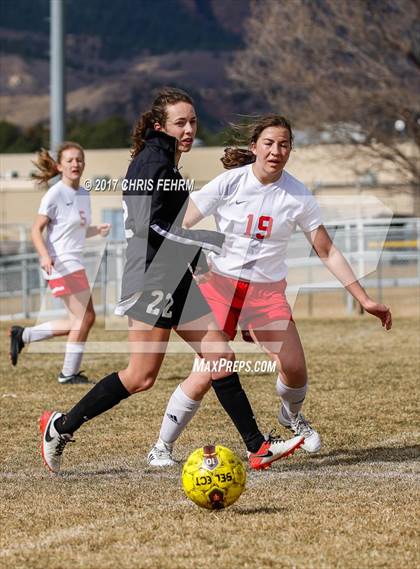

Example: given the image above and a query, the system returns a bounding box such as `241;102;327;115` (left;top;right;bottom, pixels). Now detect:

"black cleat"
57;371;90;385
9;326;25;366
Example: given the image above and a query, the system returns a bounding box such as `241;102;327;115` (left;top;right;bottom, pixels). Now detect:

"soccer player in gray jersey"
39;89;304;474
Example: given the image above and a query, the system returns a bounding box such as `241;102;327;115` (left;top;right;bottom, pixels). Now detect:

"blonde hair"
33;141;85;184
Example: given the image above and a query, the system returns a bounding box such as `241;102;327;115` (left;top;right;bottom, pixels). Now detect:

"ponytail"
32;141;85;185
221;147;255;169
32;149;59;184
131;110;154;157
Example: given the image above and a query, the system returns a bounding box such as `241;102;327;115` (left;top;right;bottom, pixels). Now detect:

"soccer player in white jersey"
8;142;110;383
148;114;392;466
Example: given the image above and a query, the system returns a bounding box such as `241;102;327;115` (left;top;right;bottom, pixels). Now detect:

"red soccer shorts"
48;269;90;298
199;271;292;341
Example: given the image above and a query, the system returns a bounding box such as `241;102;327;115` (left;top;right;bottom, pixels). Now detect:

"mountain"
0;0;258;130
0;0;249;59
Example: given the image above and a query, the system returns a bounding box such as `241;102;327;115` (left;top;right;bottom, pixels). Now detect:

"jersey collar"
249;163;284;189
144;129;177;163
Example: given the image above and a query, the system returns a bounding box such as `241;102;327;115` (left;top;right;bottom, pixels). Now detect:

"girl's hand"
40;256;54;275
193;255;213;285
97;224;111;237
362;298;392;330
193;270;212;285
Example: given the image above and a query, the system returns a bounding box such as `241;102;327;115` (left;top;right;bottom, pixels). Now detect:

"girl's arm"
307;225;392;330
182;198;205;228
86;224;111;238
31;214;54;275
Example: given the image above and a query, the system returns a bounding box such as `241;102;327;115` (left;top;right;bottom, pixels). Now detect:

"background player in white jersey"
39;91;303;475
148;114;392;466
8;142;110;383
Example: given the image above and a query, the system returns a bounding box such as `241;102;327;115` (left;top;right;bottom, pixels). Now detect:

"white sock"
159;385;201;445
22;322;54;344
275;375;307;418
61;342;85;376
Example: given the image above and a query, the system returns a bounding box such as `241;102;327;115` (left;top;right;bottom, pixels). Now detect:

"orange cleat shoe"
248;432;304;470
39;411;73;473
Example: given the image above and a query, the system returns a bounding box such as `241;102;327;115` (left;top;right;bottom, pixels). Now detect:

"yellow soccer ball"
182;444;246;510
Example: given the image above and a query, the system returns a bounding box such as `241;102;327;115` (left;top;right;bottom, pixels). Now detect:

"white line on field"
1;460;418;483
247;468;420;483
1;468;419;486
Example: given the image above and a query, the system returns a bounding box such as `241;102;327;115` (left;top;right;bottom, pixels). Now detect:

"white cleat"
39;411;73;473
278;405;322;453
147;439;176;467
247;432;304;470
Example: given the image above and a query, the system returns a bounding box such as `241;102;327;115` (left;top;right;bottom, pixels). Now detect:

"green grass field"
1;317;419;569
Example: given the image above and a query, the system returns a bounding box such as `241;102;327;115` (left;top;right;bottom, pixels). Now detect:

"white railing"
1;218;419;320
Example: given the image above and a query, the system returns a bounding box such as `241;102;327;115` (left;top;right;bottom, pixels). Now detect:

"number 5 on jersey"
245;215;273;239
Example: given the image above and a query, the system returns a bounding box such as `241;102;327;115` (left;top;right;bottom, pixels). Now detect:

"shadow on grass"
61;467;136;478
283;444;420;471
37;446;419;479
234;506;287;515
60;466;181;478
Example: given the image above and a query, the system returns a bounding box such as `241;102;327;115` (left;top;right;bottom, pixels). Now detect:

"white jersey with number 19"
190;164;322;283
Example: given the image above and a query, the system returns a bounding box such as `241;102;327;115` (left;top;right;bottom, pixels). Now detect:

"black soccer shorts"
125;274;211;329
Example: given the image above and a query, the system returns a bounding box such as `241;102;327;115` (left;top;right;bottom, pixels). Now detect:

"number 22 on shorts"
146;290;174;317
245;214;273;239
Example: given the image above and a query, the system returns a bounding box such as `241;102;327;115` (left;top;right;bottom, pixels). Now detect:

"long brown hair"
221;115;293;169
131;87;194;157
32;141;85;184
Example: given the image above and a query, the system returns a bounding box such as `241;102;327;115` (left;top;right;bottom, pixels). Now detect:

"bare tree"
231;0;420;192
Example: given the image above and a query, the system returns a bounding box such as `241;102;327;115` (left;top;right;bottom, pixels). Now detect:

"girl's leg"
22;320;71;342
63;291;96;343
118;319;170;394
250;320;308;411
41;321;170;472
176;321;266;453
160;356;212;435
251;320;321;452
147;364;210;466
11;288;93;364
148;320;228;465
9;289;94;368
58;291;96;380
152;317;303;466
9;317;72;366
58;320;170;433
251;322;308;408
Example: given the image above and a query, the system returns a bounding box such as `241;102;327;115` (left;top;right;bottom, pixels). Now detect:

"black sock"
212;372;264;452
55;372;130;434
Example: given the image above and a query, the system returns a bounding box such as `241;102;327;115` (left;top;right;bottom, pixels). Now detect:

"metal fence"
1;218;419;320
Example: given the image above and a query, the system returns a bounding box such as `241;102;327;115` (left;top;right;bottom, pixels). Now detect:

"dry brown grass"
1;317;419;569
